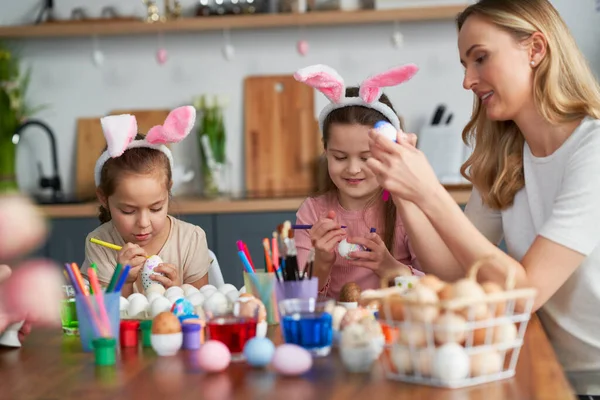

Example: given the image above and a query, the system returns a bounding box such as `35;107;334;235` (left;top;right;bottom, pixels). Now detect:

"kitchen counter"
38;184;473;218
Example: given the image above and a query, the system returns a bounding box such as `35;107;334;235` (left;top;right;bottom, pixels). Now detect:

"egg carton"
376;256;537;389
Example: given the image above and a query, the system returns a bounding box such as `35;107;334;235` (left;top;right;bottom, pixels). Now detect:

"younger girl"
293;64;422;300
82;106;211;297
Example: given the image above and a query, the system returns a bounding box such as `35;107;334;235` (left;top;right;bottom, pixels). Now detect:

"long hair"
458;0;600;209
315;87;403;252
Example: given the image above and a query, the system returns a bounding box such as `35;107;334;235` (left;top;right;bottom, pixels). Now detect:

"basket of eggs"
362;255;537;389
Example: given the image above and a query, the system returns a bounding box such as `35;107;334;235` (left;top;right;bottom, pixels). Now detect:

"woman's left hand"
151;263;181;288
366;128;440;205
348;233;412;280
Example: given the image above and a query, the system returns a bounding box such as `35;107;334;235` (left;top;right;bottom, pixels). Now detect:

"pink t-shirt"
295;193;420;300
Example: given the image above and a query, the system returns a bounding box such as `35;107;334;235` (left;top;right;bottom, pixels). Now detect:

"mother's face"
458;15;534;122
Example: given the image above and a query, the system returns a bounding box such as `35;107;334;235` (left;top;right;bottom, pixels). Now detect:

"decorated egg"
243;337;275;368
337;239;367;260
171;298;195;317
197;340;231;372
374;120;397;142
141;255;165;290
272;344;312;376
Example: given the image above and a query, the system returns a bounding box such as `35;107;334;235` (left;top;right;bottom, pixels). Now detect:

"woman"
366;0;600;385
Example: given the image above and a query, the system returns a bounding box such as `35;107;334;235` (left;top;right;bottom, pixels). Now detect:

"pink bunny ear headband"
294;64;418;133
94;106;196;187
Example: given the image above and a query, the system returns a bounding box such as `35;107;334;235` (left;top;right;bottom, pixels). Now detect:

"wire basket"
376;256;537;389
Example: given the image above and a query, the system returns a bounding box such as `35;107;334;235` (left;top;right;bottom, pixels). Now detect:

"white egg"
128;296;149;319
239;286;247;294
200;284;217;296
166;292;184;304
374;121;397;142
337;239;366;259
119;296;129;311
144;255;163;271
187;292;205;307
218;283;237;294
183;286;200;297
150;296;172;318
225;290;239;304
146;291;163;305
203;291;229;316
432;343;470;383
332;305;348;331
146;283;166;296
165;286;184;298
127;293;148;304
181;283;195;291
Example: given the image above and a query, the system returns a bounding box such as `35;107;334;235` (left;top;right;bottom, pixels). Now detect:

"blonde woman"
366;0;600;385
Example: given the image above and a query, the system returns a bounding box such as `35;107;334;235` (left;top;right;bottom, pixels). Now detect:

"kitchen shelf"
0;6;467;39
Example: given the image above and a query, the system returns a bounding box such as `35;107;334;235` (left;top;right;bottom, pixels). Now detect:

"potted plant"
195;95;229;197
0;43;43;193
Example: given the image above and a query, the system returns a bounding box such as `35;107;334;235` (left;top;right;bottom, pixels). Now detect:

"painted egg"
243;337;275;367
171;298;195;317
197;340;231;372
142;255;165;290
272;344;312;376
337;239;367;259
374;120;397;142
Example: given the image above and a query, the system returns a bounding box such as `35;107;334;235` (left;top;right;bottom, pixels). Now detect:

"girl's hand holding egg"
118;243;147;283
309;210;346;264
345;233;412;280
151;263;181;288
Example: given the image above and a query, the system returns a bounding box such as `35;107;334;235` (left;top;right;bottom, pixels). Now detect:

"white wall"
1;0;599;197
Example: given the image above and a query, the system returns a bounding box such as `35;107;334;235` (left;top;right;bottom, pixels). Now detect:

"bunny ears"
294;64;418;133
94;106;196;186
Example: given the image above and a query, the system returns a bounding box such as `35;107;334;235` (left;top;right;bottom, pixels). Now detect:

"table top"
0;315;576;400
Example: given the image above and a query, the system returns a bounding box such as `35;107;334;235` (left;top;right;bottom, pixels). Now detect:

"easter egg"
165;286;184;298
197;340;231;372
243;337;275;368
272;344;312;376
337;239;367;260
142;255;165;290
218;283;238;295
186;292;205;307
146;283;166;296
374;120;397;142
151;296;172;319
171;298;195;317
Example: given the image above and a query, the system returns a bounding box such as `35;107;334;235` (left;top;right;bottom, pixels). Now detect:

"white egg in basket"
203;291;229;315
218;283;237;294
146;291;163;305
199;285;217;298
186;291;205;307
151;296;172;318
182;284;200;297
128;296;149;319
165;286;184;298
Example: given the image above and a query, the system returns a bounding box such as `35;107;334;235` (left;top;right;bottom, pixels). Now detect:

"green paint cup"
92;337;116;366
140;320;153;347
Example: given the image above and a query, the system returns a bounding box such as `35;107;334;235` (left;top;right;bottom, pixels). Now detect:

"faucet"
12;119;64;202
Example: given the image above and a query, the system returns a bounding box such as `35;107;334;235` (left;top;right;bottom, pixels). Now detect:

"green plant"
195;95;227;195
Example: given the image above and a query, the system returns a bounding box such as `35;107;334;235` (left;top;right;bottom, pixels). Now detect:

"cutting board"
75;109;170;201
244;75;321;198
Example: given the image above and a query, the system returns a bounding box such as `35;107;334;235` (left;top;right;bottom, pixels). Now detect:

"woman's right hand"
117;243;147;283
309;210;346;264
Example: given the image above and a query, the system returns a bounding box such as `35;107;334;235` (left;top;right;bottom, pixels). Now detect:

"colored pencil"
90;237;122;251
88;267;111;337
70;262;89;296
113;265;131;293
106;263;123;293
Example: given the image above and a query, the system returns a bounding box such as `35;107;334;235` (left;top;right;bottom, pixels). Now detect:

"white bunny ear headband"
294;64;419;133
94;106;196;187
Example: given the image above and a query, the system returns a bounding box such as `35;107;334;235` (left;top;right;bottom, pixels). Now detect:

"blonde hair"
457;0;600;210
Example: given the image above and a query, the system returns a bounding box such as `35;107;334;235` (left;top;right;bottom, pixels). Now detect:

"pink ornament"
297;40;309;56
156;48;168;65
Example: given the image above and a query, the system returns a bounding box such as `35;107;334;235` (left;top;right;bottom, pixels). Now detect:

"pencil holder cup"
76;292;121;352
274;278;319;317
243;271;279;325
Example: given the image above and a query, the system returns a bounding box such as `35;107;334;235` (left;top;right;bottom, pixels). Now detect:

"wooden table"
0;315;576;400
